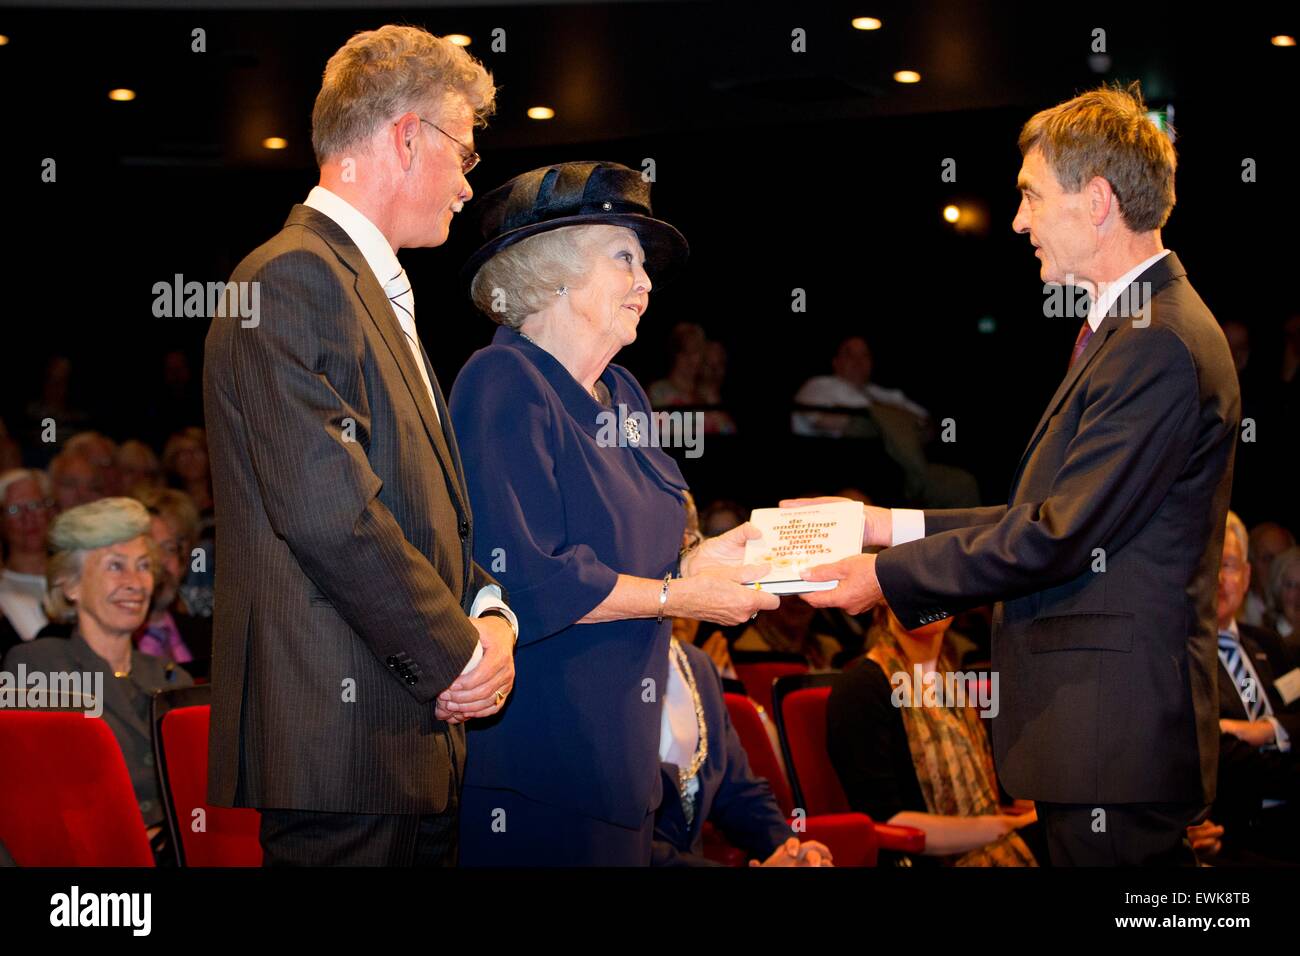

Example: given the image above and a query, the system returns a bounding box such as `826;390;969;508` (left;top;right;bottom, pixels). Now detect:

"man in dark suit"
796;83;1240;865
203;25;517;865
1212;511;1300;863
652;639;831;866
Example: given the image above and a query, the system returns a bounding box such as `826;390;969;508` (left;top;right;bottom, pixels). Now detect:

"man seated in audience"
48;448;103;512
828;601;1041;866
132;486;213;678
653;635;832;867
0;469;54;654
792;335;979;508
2;497;192;861
1211;511;1300;864
1243;521;1296;630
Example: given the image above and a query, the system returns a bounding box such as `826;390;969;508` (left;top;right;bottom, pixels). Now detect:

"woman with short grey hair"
450;161;778;865
3;497;192;852
1267;546;1300;643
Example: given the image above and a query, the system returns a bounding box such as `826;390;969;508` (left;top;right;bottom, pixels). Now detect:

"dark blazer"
449;327;687;833
3;633;192;826
876;252;1240;806
203;204;497;815
652;642;791;866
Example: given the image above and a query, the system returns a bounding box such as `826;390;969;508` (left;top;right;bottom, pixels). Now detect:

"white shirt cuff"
890;508;926;546
459;585;518;675
1267;716;1290;752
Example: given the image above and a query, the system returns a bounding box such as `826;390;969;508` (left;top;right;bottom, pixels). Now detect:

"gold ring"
494;689;505;704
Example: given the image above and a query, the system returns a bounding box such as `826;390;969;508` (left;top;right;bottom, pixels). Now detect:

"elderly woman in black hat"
447;162;777;865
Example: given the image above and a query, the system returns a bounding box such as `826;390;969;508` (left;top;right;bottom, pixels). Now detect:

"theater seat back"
156;699;262;866
723;692;795;814
0;711;155;866
773;677;852;817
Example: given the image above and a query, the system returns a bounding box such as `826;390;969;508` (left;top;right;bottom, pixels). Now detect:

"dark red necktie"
1068;319;1094;369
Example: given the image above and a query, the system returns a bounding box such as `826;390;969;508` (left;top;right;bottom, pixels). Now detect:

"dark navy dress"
449;326;688;865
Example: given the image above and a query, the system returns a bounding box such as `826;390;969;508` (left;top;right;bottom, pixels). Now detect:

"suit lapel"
1007;253;1185;498
285;206;467;515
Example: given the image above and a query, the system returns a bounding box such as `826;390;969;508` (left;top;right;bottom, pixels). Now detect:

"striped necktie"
383;268;440;423
1218;631;1272;721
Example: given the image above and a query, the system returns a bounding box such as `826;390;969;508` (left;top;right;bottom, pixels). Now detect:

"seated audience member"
1243;522;1296;629
649;324;738;435
653;636;832;867
0;469;55;653
48;448;103;511
649;322;706;407
3;497;192;853
162;427;215;617
116;440;163;495
792;336;979;508
132;486;213;677
1265;546;1300;647
733;597;843;671
827;602;1039;866
65;431;122;497
1211;512;1300;864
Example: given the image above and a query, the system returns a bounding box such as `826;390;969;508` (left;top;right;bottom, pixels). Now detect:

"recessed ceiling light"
108;88;136;101
851;17;882;31
446;34;471;47
943;205;961;223
1272;35;1296;47
0;35;10;46
262;137;288;150
893;70;921;84
527;106;555;120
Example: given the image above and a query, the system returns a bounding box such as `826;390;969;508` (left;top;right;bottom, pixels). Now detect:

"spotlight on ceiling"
261;137;288;150
851;17;882;31
108;88;136;101
446;34;471;47
893;70;921;84
527;106;555;120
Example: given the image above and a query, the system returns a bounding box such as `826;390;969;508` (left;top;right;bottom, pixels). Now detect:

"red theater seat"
0;710;155;866
732;652;808;718
772;674;926;861
153;686;263;866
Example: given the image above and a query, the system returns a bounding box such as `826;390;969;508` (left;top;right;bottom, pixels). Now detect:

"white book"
742;501;866;595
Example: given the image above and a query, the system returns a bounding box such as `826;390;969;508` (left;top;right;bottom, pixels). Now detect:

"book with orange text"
742;501;865;595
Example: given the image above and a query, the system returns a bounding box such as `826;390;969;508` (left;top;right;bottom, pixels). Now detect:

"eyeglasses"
418;118;480;175
4;499;54;517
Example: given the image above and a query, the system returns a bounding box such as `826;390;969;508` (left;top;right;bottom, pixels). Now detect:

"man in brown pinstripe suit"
203;26;517;865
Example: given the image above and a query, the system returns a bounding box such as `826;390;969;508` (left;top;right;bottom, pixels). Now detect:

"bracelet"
657;573;672;623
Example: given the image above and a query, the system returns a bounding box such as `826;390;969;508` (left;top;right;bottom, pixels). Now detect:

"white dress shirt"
0;570;48;642
302;186;517;671
889;249;1175;547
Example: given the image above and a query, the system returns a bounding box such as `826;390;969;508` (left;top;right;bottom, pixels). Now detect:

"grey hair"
1224;511;1248;561
45;497;154;624
1267;547;1300;625
470;225;601;329
0;468;51;502
311;25;496;165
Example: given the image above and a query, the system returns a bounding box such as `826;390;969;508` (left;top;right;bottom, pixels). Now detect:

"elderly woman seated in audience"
0;468;55;654
2;497;192;856
827;601;1040;866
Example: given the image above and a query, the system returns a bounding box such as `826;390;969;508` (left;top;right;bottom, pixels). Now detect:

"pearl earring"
554;286;568;296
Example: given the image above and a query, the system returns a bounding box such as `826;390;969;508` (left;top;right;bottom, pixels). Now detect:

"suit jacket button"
405;674;418;685
458;519;469;540
386;655;398;667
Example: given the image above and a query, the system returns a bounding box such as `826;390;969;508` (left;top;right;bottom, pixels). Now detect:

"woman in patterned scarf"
827;602;1040;866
